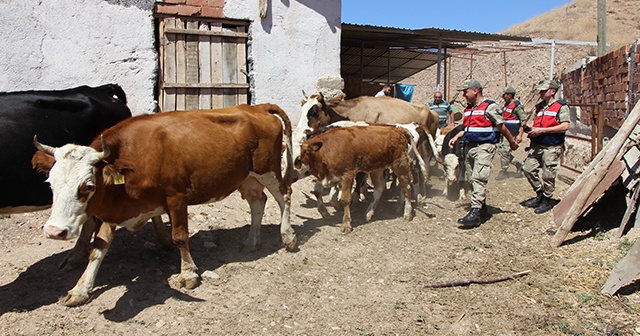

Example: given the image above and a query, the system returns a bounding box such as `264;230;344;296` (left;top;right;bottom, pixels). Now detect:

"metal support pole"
436;34;442;91
443;47;448;100
503;51;508;87
359;42;364;97
549;40;556;80
597;0;607;56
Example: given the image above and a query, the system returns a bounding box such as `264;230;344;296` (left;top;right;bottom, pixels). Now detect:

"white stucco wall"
0;0;157;116
225;0;342;123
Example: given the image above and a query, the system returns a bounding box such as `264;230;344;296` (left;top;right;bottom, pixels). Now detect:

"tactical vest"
461;100;499;144
531;100;566;146
502;100;522;134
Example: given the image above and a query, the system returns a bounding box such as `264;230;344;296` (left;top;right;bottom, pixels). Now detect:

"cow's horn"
97;136;110;160
302;90;308;100
33;135;56;155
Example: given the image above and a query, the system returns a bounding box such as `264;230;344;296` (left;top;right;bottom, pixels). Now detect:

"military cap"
536;80;560;91
456;79;483;91
503;86;516;95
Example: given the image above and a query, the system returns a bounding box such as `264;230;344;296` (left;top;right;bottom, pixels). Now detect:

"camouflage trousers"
497;131;522;171
464;142;496;208
522;143;563;198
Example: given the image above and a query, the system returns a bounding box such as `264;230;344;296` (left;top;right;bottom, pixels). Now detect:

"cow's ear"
310;142;323;152
102;164;125;185
326;92;346;106
32;152;55;175
300;98;307;106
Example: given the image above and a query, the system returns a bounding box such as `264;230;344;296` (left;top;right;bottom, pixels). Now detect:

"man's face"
433;94;443;103
539;89;556;101
462;88;477;104
503;93;513;103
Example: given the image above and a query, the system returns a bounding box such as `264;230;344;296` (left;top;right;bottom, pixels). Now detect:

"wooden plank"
552;101;640;247
602;236;640;295
164;28;248;38
162;83;249;89
222;29;238;107
616;184;640;238
553;159;624;227
236;26;248;105
185;20;199;110
162;18;177;112
210;22;223;108
175;18;187;111
198;21;212;110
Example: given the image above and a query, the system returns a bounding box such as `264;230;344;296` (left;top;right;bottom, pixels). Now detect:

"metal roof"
341;23;533;84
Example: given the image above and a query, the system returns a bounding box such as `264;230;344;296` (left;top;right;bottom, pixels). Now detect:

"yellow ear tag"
113;172;125;185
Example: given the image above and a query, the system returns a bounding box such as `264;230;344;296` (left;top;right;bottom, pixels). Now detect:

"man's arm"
498;123;519;150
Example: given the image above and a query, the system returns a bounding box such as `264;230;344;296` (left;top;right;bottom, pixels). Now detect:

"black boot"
495;170;508;181
523;191;543;208
480;203;490;219
534;196;555;214
457;208;482;228
514;162;523;178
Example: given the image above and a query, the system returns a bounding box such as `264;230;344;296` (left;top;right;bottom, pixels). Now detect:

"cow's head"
443;153;460;184
33;136;110;240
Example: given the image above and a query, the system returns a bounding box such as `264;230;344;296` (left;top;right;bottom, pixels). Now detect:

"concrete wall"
0;0;342;122
225;0;342;123
0;0;157;115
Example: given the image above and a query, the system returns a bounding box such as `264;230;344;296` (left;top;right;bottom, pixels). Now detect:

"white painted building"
0;0;341;122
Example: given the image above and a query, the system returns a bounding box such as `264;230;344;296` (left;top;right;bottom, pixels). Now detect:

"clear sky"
342;0;573;33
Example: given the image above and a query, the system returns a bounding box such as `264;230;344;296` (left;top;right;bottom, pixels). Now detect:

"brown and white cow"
32;104;297;306
295;124;414;232
294;92;441;189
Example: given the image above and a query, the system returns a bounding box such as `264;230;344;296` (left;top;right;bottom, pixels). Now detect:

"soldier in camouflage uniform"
495;86;526;180
448;79;518;228
522;80;570;214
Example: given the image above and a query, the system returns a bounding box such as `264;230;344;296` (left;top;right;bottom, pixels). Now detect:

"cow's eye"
85;181;95;192
309;105;319;118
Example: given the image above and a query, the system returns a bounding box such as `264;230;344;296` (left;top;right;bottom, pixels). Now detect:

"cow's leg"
167;197;199;290
340;174;355;233
366;170;386;222
58;217;96;271
151;215;174;249
61;220;115;307
329;185;341;209
239;177;267;252
313;181;331;220
393;161;414;221
248;173;297;251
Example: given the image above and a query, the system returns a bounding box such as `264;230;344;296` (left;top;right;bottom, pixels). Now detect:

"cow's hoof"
340;226;353;233
404;213;414;221
366;212;374;222
282;234;298;252
175;271;201;289
242;244;258;253
61;291;90;307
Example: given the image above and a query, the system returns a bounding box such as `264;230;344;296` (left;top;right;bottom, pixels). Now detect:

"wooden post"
602;236;640;296
552;101;640;247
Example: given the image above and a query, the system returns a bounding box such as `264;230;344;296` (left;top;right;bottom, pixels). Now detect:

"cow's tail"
404;128;429;184
265;104;294;186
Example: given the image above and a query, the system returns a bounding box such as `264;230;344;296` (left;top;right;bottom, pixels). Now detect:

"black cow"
0;84;134;269
0;84;132;213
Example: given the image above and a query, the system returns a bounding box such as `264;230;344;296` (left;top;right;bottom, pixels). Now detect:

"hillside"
408;0;640;111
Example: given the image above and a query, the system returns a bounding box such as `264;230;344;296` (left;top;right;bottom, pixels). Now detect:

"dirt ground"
1;148;639;336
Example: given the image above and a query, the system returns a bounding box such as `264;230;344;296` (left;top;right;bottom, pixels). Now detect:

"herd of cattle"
1;84;467;307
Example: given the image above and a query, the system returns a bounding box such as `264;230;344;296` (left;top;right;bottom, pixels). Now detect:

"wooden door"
158;17;249;112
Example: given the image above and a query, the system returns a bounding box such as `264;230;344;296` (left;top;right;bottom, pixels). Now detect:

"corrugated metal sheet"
341;23;532;84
